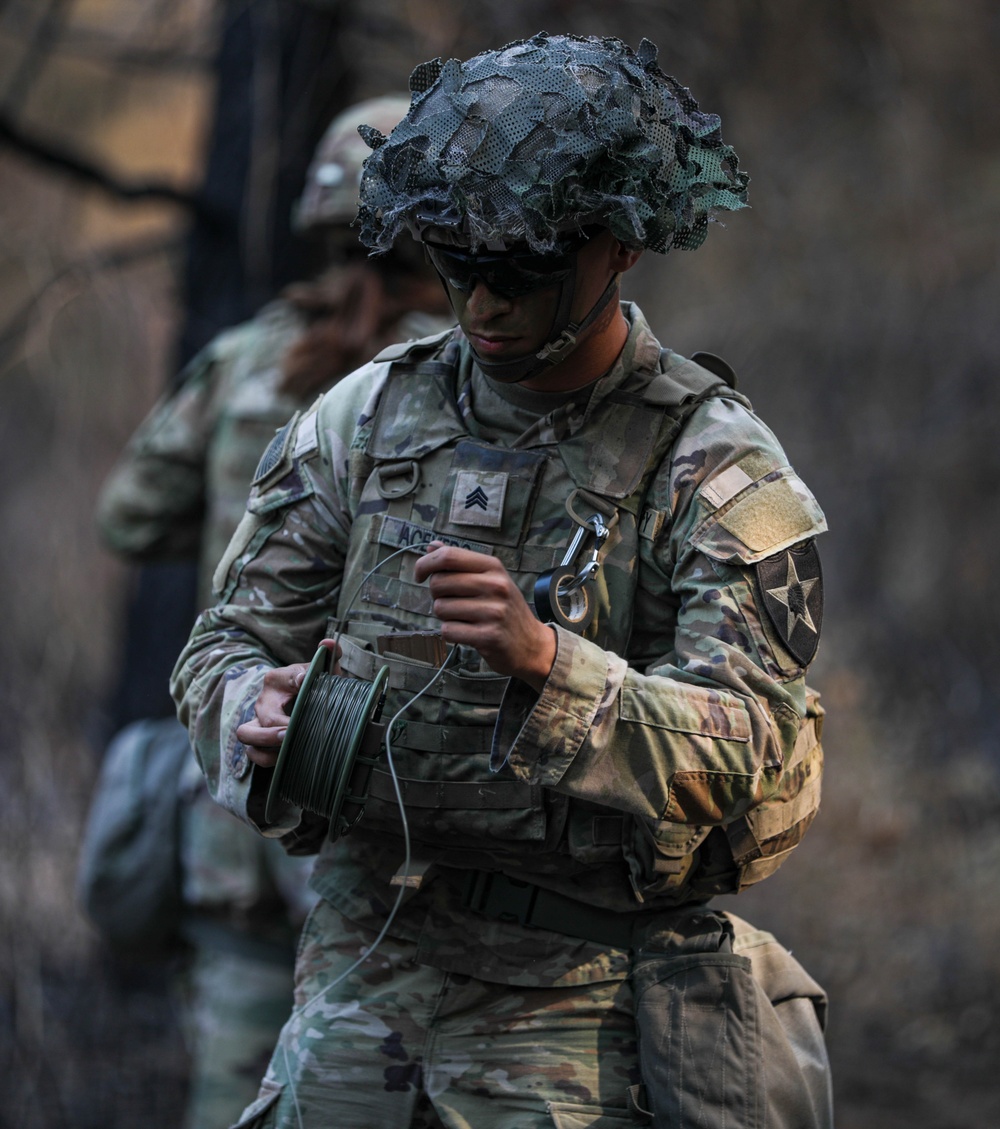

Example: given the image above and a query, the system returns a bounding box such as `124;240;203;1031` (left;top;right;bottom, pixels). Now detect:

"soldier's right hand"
236;638;342;767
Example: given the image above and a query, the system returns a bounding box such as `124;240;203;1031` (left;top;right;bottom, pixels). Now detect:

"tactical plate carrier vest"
329;332;823;902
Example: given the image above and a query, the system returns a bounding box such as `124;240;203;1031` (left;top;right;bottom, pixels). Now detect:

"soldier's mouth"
467;332;522;356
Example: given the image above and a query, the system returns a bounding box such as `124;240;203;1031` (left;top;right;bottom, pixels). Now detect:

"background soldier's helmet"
295;94;412;231
356;32;749;255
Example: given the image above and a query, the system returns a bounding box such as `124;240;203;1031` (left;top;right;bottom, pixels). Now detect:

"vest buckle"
375;459;420;499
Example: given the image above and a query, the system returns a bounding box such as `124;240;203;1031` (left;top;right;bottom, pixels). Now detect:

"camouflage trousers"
181;945;297;1129
232;900;832;1129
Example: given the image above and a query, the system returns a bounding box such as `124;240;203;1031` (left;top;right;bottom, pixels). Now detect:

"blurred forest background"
1;1;999;1126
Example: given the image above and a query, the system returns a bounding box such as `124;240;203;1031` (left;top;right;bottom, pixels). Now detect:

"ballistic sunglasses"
423;232;592;298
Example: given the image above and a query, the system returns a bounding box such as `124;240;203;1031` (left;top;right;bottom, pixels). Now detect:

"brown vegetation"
2;1;999;1125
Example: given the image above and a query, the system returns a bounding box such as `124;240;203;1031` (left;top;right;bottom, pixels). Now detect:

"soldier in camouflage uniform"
97;96;449;1129
173;35;833;1128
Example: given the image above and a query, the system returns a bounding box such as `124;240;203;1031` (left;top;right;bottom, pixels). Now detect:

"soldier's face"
440;231;622;365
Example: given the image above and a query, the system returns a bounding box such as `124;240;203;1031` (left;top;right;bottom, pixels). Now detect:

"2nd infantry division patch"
756;540;823;666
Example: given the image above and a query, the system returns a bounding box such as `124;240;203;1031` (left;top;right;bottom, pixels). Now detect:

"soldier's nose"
467;279;513;317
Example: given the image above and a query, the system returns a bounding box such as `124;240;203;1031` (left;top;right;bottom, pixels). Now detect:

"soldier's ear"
611;241;643;274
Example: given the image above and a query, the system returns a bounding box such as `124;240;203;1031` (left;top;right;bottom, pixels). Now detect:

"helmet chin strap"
453;266;622;385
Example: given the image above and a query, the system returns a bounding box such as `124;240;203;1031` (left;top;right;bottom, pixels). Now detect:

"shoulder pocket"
248;408;319;515
726;688;824;888
212;412;320;597
212;472;316;599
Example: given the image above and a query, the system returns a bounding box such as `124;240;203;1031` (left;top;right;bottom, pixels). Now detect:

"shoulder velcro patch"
717;474;817;553
690;467;827;565
756;540;823;666
701;464;754;510
251;409;320;493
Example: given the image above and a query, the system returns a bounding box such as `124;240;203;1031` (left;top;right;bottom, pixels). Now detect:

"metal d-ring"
375;460;420;499
533;513;611;632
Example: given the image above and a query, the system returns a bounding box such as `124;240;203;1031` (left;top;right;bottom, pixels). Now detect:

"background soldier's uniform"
96;296;445;1128
173;304;833;1128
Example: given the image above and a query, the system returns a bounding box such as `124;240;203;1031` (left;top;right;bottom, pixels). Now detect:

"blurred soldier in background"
89;94;452;1129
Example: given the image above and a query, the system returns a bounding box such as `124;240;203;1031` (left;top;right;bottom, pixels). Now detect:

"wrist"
519;623;557;693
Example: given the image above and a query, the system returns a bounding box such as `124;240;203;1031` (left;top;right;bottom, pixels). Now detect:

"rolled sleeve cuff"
491;626;615;786
216;664;304;837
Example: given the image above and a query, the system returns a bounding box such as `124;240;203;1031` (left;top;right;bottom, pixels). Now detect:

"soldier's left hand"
415;542;556;691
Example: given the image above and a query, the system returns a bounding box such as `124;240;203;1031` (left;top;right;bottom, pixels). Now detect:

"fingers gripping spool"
266;645;388;838
533;513;610;633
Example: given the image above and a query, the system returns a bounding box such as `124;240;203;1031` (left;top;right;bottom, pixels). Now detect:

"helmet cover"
357;32;749;255
296;94;412;231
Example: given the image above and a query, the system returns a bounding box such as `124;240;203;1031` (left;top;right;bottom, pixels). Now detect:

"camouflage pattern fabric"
97;299;319;1129
179;784;316;949
173;301;830;1123
98;300;306;610
176;304;826;958
294;94;411;231
229;903;829;1128
98;298;448;609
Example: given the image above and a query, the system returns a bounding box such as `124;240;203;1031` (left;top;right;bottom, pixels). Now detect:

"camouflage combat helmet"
295;95;411;231
356;33;749;382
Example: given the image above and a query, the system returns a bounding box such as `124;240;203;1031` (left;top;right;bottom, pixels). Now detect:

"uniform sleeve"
493;396;827;833
170;362;388;833
95;344;223;560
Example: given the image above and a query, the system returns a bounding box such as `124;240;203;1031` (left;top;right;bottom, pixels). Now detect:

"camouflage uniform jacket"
173;302;827;988
97;299;447;610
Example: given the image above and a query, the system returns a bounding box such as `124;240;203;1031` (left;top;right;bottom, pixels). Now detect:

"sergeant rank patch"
449;470;508;528
756;540;823;666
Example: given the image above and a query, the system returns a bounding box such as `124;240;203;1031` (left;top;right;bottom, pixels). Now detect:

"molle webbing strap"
338;635;507;705
461;869;636;949
386;718;493;754
368;773;538;810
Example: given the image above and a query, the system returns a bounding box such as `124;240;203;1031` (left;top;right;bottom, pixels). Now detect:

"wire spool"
266;645;388;840
533;566;595;632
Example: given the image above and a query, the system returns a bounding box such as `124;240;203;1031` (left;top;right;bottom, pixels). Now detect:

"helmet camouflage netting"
357;32;749;255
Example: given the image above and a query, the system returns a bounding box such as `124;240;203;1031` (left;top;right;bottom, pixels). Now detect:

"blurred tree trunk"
109;0;356;732
177;0;355;366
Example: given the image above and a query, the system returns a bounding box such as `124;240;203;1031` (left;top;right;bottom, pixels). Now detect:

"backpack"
76;717;194;953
